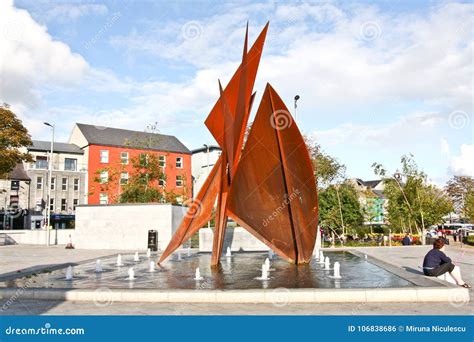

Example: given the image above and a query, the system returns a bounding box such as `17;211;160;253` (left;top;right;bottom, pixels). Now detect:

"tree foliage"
318;182;364;234
304;135;345;188
119;154;167;203
0;105;33;177
445;176;474;219
373;154;453;233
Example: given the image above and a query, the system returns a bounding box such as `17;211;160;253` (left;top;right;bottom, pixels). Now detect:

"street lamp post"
294;95;300;122
203;144;210;229
44;122;54;246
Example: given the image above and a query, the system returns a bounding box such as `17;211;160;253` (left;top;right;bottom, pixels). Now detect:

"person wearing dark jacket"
423;239;471;288
402;233;411;246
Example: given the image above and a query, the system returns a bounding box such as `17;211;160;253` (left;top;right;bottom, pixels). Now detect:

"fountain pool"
1;251;413;290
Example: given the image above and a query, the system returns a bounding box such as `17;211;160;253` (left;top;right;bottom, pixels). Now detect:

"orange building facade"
68;123;192;205
87;145;192;204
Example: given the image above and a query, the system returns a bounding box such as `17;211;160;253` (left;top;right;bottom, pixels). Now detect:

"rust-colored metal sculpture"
158;22;318;266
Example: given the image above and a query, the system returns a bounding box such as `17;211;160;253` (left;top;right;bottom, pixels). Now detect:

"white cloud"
313;111;444;147
110;2;473;111
450;144;474;176
0;0;89;109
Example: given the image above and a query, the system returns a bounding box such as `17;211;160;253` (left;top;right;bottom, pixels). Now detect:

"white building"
0;164;31;229
191;145;221;197
25;141;88;229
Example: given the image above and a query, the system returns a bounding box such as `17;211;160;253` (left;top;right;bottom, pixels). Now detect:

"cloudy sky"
1;0;472;184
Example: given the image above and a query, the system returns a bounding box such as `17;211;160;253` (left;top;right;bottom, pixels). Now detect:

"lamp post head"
294;95;300;102
44;122;54;128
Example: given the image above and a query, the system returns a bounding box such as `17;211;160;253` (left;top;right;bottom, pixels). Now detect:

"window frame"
73;178;79;191
176;156;183;169
99;193;108;205
176;175;183;187
120;172;129;185
100;150;109;164
36;176;43;190
120;152;129;165
159;155;166;168
99;171;109;184
61;177;68;191
61;198;67;211
64;158;77;171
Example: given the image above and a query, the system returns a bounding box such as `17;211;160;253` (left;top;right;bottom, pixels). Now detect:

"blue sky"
1;0;472;184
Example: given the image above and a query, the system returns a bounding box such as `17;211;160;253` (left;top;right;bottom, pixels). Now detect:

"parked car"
437;223;473;235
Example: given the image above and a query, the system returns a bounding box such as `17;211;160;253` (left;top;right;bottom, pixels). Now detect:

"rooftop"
29;141;84;155
8;163;30;181
75;123;191;154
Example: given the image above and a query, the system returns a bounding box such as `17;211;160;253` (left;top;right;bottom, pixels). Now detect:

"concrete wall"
0;229;74;245
74;203;184;250
199;227;269;252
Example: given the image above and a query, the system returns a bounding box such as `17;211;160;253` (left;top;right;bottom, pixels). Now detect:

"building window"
35;156;48;169
36;176;43;190
139;153;149;167
50;177;55;190
159;155;166;168
176;175;183;187
120;172;129;185
50;198;54;212
64;158;77;171
61;198;67;211
176;157;183;169
73;199;78;211
121;152;129;165
73;178;79;191
100;171;108;184
100;150;109;163
159;177;165;187
62;177;68;191
99;193;108;205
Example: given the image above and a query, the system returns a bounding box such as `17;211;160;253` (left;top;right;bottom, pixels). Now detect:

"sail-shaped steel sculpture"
158;23;318;266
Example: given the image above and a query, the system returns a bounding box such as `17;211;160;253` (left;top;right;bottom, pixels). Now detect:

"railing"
27;162;88;172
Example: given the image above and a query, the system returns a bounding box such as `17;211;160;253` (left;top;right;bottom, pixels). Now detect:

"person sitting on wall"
423;239;471;288
402;233;411;246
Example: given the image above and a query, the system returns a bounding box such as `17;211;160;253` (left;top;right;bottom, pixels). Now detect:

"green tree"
373;154;453;236
318;181;364;236
304;135;345;189
119;153;167;203
0;105;33;177
464;191;474;221
445;176;474;219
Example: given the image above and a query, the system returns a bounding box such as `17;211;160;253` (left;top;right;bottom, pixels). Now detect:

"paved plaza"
0;243;472;315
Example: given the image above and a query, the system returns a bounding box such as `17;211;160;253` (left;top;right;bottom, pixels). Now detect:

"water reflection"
0;251;412;290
